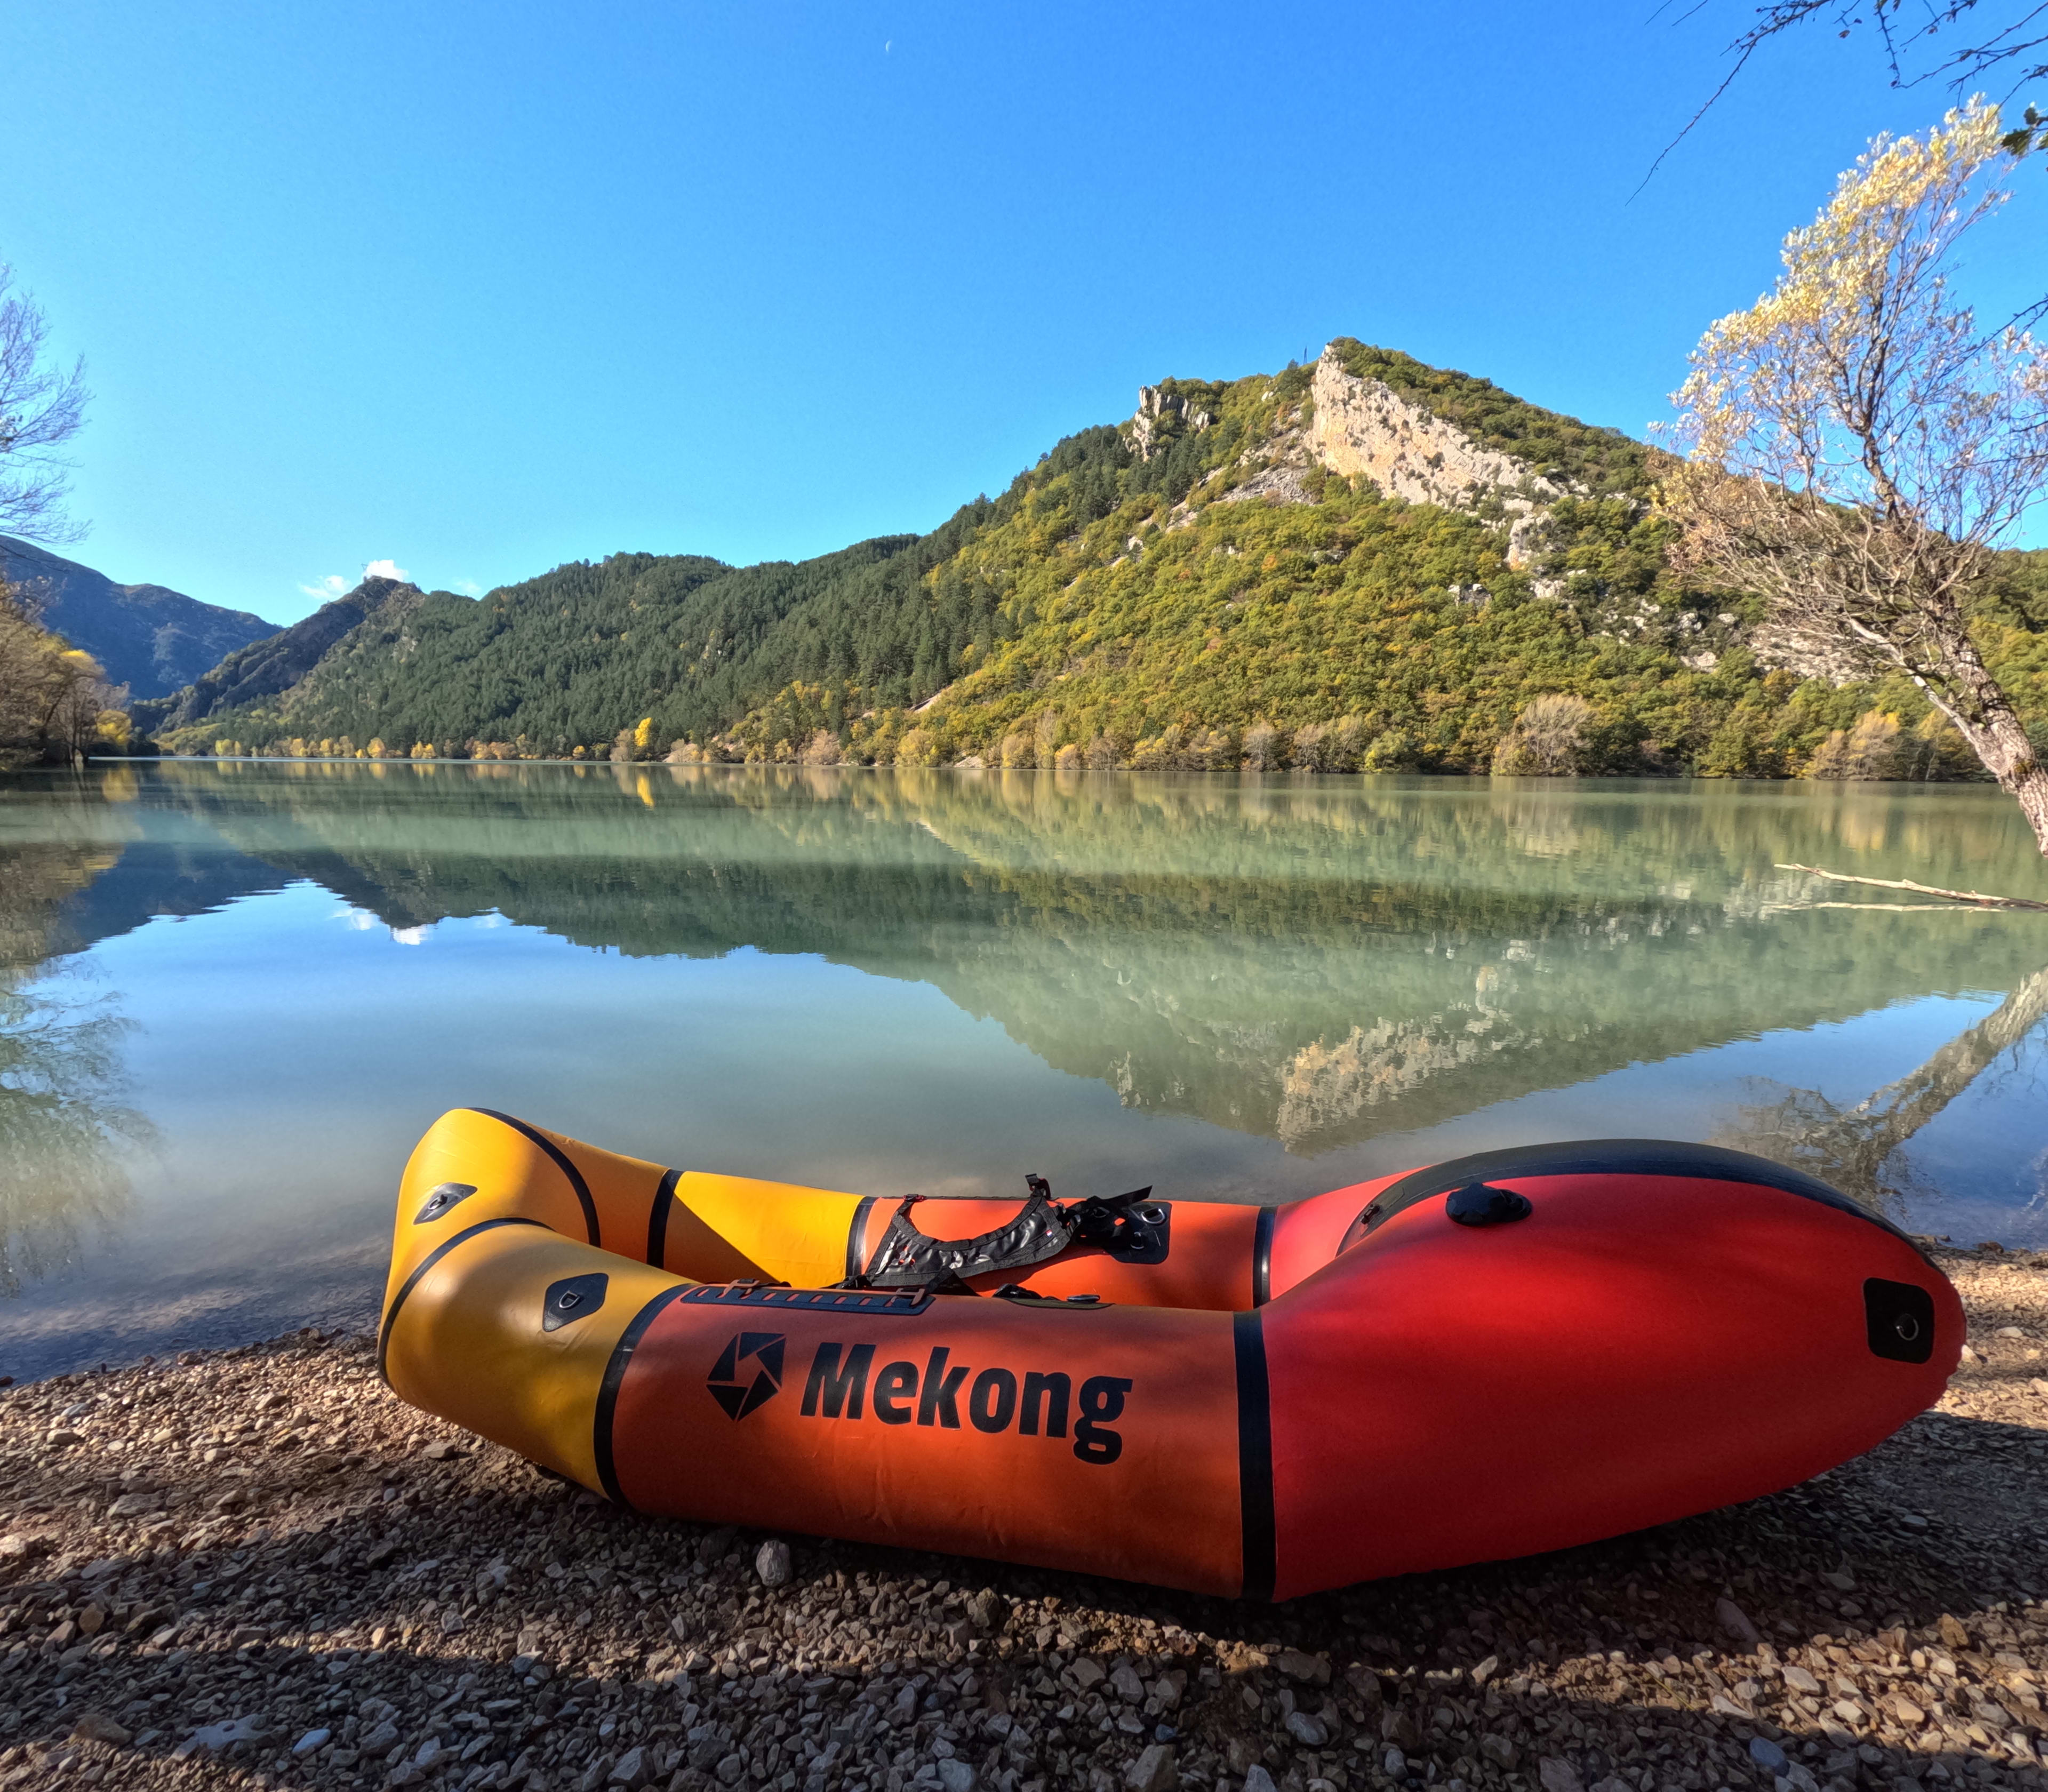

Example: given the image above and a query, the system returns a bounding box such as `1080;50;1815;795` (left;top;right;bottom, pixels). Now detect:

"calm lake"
3;759;2046;1380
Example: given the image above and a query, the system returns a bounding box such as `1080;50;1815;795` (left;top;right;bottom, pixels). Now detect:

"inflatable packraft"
380;1108;1959;1599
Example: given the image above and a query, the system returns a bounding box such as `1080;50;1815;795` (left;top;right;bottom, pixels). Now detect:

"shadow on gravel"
3;1390;2045;1791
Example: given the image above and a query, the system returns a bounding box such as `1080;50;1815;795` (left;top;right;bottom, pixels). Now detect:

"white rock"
1284;1710;1329;1746
937;1759;978;1792
755;1539;792;1588
292;1729;331;1755
1715;1596;1760;1646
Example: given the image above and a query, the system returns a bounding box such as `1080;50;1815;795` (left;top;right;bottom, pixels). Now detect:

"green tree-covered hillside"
148;342;2048;777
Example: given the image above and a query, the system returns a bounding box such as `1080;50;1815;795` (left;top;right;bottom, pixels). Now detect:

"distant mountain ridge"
138;340;2048;775
0;536;279;700
135;575;428;733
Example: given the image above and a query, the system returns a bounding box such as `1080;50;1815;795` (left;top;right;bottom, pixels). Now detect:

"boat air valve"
413;1181;477;1224
541;1273;609;1332
1445;1182;1533;1227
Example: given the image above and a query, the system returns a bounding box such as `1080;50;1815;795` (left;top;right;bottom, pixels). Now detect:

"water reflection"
1717;965;2048;1220
2;759;2046;1367
0;798;153;1296
122;760;2048;1153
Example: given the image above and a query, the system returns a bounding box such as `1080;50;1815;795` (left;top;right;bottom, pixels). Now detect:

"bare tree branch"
1729;1;2048;98
0;265;90;545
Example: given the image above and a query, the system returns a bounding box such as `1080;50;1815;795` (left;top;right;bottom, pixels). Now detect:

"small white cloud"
298;574;349;601
389;924;434;946
365;558;411;582
455;579;483;597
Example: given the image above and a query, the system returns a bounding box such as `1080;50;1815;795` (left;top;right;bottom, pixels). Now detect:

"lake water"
3;759;2046;1381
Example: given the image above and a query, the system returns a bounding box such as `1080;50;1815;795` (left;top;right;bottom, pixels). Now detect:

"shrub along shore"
0;1245;2043;1792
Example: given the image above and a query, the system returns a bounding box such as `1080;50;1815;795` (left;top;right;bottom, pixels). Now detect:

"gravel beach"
1;1244;2044;1792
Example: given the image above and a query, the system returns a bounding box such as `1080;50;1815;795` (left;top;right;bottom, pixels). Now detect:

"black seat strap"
862;1175;1077;1290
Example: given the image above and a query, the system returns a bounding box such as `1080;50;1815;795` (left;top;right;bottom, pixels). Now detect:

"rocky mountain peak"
1306;346;1559;566
1130;385;1218;460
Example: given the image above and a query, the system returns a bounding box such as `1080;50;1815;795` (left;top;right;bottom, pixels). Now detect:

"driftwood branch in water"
1775;863;2048;911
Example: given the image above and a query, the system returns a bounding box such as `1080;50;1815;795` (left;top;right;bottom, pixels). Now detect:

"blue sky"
8;1;2043;625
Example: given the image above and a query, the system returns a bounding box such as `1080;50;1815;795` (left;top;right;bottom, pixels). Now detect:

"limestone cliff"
1307;346;1561;565
1125;343;1593;567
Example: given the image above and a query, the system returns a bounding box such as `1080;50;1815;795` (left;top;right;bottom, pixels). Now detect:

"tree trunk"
1919;618;2048;857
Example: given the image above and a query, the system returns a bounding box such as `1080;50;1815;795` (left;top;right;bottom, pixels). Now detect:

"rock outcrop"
1127;346;1573;564
1307;347;1558;565
1130;385;1216;459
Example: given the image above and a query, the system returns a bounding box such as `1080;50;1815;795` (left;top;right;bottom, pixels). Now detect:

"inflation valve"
542;1273;609;1332
1863;1277;1935;1364
413;1182;477;1224
1445;1183;1533;1227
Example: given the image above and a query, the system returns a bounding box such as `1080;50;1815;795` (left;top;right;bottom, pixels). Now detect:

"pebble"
1715;1594;1759;1644
754;1537;792;1587
1283;1708;1328;1745
290;1725;330;1754
1125;1739;1177;1790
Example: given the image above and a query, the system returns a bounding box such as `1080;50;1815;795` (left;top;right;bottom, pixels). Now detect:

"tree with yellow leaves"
1662;101;2048;853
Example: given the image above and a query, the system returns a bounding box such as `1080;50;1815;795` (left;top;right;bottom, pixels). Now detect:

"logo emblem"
707;1331;785;1419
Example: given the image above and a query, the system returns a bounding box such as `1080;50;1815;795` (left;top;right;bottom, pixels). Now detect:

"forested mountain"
142;341;2048;776
0;536;277;699
137;575;428;732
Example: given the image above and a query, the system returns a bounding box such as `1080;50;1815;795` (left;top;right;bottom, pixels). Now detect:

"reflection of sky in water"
1;763;2045;1380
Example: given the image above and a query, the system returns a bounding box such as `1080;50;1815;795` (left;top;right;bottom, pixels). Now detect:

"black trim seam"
1233;1309;1276;1603
469;1108;601;1245
647;1169;680;1268
1356;1138;1924;1257
1251;1206;1276;1308
845;1195;878;1282
378;1217;547;1382
593;1285;687;1508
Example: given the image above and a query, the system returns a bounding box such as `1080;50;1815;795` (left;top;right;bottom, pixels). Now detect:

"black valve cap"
1863;1277;1935;1364
1445;1182;1534;1227
542;1272;609;1332
413;1181;477;1225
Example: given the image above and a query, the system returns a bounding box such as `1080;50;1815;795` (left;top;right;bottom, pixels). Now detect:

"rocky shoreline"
0;1245;2043;1792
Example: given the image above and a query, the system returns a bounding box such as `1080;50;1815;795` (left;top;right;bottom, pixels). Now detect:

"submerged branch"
1775;863;2048;911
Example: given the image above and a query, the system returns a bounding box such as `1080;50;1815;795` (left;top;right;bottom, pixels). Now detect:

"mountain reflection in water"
1;759;2044;1374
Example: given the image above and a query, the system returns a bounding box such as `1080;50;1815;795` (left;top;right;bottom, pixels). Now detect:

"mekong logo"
798;1342;1131;1465
707;1331;785;1420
